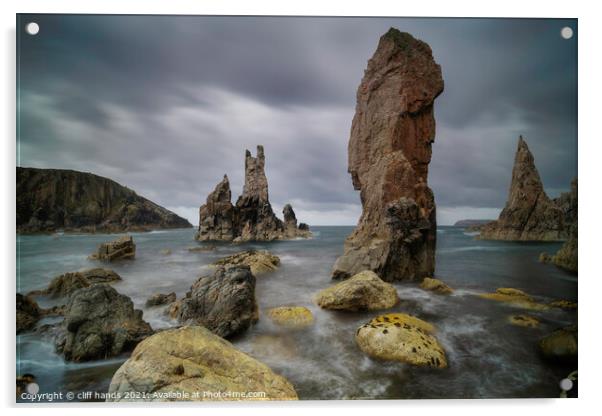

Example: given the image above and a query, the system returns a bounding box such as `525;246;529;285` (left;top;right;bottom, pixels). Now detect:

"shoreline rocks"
266;306;314;329
331;28;444;282
315;270;399;311
107;326;298;401
145;292;176;307
479;138;576;241
17;294;41;333
17;167;192;234
171;266;258;338
420;277;453;294
538;325;577;363
477;288;549;311
213;250;280;276
28;268;121;298
355;313;447;368
195;146;310;242
89;235;136;261
55;284;153;361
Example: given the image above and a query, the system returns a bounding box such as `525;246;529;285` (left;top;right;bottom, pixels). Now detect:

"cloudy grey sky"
17;15;577;225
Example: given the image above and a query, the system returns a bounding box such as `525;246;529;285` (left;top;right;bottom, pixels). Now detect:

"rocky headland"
195;146;310;242
331;28;444;282
478;138;576;241
17;167;192;233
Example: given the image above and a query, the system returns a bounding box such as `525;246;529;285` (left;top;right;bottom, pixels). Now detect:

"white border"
2;1;601;415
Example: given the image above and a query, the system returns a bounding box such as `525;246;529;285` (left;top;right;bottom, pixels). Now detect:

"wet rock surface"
89;235;136;262
420;277;453;294
266;306;314;329
145;292;176;307
213;250;280;276
107;326;298;401
332;29;444;282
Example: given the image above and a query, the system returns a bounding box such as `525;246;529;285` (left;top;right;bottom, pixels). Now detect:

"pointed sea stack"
195;146;310;242
331;29;444;282
479;136;573;241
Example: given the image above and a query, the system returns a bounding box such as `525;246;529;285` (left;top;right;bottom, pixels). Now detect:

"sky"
17;15;577;226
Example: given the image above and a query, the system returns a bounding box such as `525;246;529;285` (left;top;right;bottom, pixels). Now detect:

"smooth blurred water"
16;226;577;400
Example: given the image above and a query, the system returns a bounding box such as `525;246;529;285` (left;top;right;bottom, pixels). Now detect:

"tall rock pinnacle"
479;136;572;241
332;28;444;282
195;146;311;242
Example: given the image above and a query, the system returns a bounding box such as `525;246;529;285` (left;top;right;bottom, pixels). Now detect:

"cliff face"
17;167;192;233
195;146;310;242
331;28;444;282
479;137;574;241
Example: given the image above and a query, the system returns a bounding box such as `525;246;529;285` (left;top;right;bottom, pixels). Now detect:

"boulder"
16;294;41;333
477;288;549;311
508;314;539;328
145;292;176;307
89;235;136;261
107;326;298;401
195;146;310;242
331;29;444;282
29;268;122;298
213;250;280;276
173;266;258;338
355;313;447;368
479;139;574;241
549;299;578;310
420;277;453;294
267;306;314;329
538;325;577;363
315;270;398;311
55;284;153;361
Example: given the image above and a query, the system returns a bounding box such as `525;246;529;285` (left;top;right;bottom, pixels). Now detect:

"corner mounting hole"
561;26;573;40
25;22;39;36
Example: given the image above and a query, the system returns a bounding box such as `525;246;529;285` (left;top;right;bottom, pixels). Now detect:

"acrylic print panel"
16;14;577;402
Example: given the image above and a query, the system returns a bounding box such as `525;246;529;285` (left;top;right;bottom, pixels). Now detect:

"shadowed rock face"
17;167;192;233
195;146;310;242
332;28;444;282
479;137;575;241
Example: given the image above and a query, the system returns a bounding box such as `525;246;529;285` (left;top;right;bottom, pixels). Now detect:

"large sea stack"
195;146;310;242
17;167;192;233
479;137;575;241
331;28;444;282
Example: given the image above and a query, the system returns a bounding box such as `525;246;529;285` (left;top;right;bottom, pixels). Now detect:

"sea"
16;226;577;401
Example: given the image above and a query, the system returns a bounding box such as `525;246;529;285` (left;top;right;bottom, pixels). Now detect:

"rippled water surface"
16;226;577;400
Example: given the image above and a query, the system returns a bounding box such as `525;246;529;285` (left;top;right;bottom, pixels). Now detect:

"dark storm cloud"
17;15;577;225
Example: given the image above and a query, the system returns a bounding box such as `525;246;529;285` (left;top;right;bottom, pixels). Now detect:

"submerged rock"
160;249;172;256
539;325;577;363
355;313;447;368
145;292;176;307
549;299;578;310
107;326;298;401
332;29;444;282
195;146;310;242
173;266;258;338
315;270;398;311
477;288;549;311
89;235;136;261
213;250;280;276
420;277;453;294
55;284;153;362
29;268;122;298
508;314;540;328
16;294;41;333
266;306;314;329
479;138;575;241
187;245;217;252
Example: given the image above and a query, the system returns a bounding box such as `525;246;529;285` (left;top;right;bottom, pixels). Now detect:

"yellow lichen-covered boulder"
315;270;399;311
508;314;540;328
549;300;577;310
539;325;577;363
266;306;314;329
477;288;549;311
107;326;298;402
213;250;280;276
355;313;447;368
420;277;453;294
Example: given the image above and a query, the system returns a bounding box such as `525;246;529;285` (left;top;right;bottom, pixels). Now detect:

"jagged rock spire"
332;28;444;282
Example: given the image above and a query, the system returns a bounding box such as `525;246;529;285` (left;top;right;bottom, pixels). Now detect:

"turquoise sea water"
16;226;577;400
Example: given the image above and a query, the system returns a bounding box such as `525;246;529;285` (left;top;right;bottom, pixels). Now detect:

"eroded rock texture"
479;137;575;241
171;266;258;338
332;29;444;281
17;167;192;233
195;146;310;242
